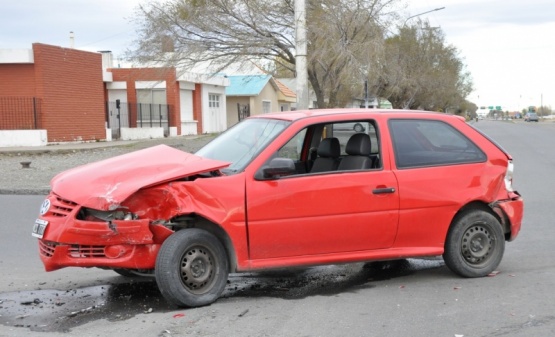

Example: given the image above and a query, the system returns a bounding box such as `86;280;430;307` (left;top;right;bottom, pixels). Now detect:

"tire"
443;210;505;278
155;229;229;307
353;123;364;132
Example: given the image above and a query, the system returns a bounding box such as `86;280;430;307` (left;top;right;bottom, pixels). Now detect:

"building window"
262;101;271;114
209;94;220;108
137;89;166;104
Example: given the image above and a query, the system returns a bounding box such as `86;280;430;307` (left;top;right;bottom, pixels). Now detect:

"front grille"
51;196;78;218
39;241;58;257
68;245;106;258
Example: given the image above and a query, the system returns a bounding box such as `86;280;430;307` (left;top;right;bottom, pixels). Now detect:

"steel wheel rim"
180;246;215;294
461;224;495;265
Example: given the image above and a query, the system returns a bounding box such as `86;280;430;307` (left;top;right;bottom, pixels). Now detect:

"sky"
1;0;554;111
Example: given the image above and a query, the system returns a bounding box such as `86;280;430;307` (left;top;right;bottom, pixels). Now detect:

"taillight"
504;160;514;191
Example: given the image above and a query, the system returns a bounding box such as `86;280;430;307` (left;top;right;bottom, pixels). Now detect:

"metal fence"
105;101;130;139
237;103;250;122
0;97;42;130
136;103;170;134
105;101;171;139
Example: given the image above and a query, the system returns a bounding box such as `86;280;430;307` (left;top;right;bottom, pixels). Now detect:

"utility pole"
364;80;369;108
295;0;309;110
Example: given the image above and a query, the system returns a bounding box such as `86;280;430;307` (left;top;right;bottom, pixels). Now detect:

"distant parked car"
525;112;539;122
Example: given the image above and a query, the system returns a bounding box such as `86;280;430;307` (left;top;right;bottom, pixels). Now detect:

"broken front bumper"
35;194;172;271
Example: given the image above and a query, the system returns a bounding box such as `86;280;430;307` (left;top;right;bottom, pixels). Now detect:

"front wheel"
155;229;229;307
443;210;505;278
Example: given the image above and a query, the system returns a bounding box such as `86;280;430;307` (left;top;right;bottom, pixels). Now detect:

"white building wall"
179;82;197;135
0;130;47;146
201;84;227;133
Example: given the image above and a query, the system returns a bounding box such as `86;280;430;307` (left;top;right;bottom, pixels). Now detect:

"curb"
0;188;49;195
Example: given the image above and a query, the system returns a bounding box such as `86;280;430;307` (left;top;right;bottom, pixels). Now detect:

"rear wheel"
155;229;229;307
353;123;364;132
443;210;505;278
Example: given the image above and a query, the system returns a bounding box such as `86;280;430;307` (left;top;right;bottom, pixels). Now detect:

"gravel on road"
0;135;215;195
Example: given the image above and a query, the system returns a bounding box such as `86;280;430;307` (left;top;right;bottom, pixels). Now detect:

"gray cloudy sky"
2;0;554;110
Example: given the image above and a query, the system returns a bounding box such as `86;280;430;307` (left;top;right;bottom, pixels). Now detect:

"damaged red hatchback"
33;109;523;307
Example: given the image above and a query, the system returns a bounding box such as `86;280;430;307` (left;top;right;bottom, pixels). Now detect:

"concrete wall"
0;130;47;147
226;96;251;127
120;127;164;140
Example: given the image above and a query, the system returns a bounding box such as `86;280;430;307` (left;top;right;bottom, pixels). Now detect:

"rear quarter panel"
379;115;509;249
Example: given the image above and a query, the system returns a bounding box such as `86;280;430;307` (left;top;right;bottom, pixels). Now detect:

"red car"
33;109;524;307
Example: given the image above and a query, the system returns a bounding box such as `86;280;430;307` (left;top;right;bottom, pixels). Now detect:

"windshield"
196;118;289;174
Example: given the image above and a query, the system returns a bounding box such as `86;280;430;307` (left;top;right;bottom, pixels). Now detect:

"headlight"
77;207;137;222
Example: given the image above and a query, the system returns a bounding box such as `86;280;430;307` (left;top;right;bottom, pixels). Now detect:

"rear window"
389;119;487;168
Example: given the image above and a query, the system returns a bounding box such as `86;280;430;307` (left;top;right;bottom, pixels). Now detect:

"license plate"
32;219;49;239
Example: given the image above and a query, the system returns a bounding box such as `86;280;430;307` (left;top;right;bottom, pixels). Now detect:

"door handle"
372;187;396;194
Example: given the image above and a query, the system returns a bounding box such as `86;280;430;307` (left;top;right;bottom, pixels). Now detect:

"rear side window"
389;119;486;168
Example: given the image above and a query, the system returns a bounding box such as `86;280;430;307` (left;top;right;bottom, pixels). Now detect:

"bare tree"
372;20;473;111
128;0;400;108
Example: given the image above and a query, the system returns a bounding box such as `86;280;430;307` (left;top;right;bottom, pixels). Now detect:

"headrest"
317;137;340;158
345;133;371;156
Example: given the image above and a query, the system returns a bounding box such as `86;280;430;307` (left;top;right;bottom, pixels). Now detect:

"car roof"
249;109;461;122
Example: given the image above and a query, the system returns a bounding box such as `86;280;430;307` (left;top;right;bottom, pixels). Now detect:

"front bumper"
38;240;161;271
35;194;173;271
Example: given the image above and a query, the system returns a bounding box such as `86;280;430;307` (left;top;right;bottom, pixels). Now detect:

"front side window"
331;121;379;155
262;119;382;177
275;129;307;161
389;119;486;169
196;118;289;174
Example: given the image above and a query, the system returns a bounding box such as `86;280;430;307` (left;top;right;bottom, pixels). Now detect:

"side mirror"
255;158;296;180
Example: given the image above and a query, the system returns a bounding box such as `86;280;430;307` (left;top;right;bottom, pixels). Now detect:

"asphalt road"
0;119;554;337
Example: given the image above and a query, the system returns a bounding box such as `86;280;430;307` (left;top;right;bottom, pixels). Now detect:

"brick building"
104;55;229;138
1;43;229;146
0;43;105;143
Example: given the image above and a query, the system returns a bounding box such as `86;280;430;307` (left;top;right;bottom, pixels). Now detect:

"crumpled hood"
50;145;229;210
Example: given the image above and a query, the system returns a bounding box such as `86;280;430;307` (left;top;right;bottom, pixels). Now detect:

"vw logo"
39;199;51;215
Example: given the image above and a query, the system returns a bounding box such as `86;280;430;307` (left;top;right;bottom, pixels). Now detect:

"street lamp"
403;7;445;26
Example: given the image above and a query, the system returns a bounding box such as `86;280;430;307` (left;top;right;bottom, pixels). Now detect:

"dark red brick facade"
0;64;36;95
0;43;106;142
193;83;203;134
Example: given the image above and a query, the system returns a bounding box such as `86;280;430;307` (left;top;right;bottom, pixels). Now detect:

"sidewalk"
0;134;213;155
0;139;142;155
